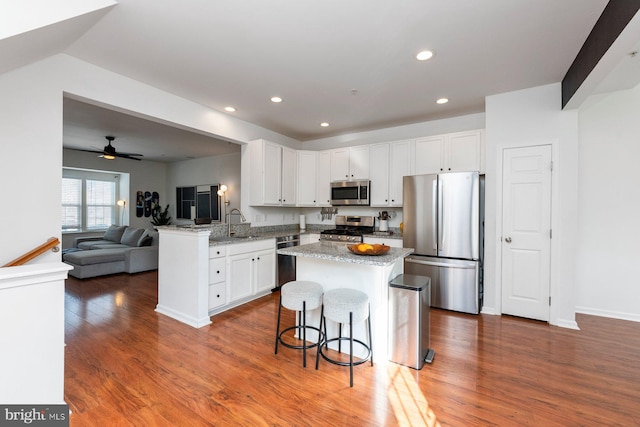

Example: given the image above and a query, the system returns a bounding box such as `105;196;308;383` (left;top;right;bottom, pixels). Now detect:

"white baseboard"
575;306;640;323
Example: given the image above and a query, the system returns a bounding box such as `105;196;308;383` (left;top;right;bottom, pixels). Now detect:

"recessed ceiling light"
416;50;435;61
436;98;449;104
224;106;236;112
271;96;283;103
320;122;330;127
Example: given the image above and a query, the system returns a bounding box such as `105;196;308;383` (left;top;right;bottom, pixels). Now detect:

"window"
62;168;120;232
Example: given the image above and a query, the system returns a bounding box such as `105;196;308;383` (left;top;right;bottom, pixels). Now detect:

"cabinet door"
281;147;297;205
297;151;317;206
389;140;412;206
330;148;350;181
349;146;370;180
445;130;482;172
369;143;390;206
227;254;253;302
316;151;331;206
254;249;276;294
263;141;282;205
414;136;444;174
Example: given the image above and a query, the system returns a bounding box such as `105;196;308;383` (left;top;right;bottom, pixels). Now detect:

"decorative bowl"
347;243;391;256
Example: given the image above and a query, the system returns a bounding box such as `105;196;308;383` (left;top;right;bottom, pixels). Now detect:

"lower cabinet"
363;236;403;248
209;238;276;314
208;246;227;310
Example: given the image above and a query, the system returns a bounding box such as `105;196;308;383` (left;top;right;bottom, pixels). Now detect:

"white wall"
166;152;241;224
0;53;296;266
485;83;580;328
575;85;640;322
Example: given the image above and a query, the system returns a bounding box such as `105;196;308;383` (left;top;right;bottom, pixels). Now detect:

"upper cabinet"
414;130;484;175
297;150;331;207
330;146;370;181
370;140;411;207
249;139;297;206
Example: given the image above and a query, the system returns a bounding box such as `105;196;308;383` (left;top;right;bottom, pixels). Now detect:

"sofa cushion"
137;229;159;247
121;227;144;246
103;225;127;242
76;240;111;250
63;248;126;266
92;243;132;250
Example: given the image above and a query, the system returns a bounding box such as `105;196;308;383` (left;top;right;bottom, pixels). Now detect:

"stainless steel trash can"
388;274;435;369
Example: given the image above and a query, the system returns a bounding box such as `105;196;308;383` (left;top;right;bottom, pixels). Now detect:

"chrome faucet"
227;208;246;236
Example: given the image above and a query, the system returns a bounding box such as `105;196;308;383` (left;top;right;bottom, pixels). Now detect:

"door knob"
505;237;512;243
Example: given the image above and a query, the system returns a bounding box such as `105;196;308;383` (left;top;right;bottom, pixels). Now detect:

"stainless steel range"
319;215;375;243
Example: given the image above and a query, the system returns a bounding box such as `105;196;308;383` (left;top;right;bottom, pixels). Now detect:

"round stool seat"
323;288;369;324
281;281;323;311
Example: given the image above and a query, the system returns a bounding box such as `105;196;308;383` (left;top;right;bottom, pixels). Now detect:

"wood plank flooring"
64;271;640;426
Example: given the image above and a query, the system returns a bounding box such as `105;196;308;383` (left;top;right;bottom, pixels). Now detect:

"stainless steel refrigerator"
403;172;483;314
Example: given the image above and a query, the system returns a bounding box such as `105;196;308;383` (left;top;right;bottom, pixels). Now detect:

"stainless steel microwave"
330;180;370;206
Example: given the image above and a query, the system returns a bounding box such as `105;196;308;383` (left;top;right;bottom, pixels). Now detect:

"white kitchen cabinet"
226;239;276;304
414;130;484;174
281;146;297;206
253;248;276;294
249;139;297;206
208;246;227;310
297;150;331;207
316;151;331;206
363;236;403;248
330;146;370;181
370;140;411;207
369;143;390;206
300;233;320;245
297;150;317;206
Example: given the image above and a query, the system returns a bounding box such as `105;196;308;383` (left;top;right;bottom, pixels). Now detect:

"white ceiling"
55;0;615;162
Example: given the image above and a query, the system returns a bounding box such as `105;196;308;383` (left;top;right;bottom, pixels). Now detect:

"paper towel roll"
299;214;306;230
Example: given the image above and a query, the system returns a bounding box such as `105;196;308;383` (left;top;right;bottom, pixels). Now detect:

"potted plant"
151;204;172;226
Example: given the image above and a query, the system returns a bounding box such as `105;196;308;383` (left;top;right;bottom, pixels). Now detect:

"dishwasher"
274;234;300;291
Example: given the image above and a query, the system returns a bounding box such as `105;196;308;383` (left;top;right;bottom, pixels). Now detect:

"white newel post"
0;262;72;404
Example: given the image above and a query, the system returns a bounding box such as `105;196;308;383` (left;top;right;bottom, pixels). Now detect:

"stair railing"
2;237;61;267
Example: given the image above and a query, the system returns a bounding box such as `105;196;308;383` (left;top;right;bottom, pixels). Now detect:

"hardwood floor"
64;271;640;426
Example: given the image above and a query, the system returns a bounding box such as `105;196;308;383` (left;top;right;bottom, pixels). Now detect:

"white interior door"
501;145;552;321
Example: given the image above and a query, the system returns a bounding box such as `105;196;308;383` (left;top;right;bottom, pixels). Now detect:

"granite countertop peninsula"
278;241;413;267
159;224;332;246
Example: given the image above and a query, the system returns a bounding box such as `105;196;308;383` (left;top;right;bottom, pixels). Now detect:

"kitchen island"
277;241;413;359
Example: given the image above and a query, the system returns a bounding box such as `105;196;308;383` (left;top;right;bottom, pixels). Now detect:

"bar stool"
316;288;373;387
274;281;324;367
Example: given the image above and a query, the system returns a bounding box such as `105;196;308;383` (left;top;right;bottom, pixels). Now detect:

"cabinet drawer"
209;245;227;258
209;258;226;284
208;283;226;310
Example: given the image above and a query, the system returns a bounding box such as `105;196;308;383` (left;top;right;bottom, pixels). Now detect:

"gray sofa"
63;225;159;279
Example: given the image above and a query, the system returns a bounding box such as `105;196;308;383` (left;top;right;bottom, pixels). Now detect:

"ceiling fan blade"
114;152;142;161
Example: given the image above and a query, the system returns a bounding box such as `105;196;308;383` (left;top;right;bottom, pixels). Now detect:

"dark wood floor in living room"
63;271;640;427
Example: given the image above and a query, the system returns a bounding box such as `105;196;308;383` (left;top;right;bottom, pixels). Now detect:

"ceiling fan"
83;136;143;161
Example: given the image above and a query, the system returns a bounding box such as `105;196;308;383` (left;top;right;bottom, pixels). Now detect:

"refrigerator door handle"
432;179;438;250
437;179;444;252
406;257;477;269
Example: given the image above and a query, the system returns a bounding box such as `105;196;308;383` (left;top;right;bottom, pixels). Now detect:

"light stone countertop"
277;241;413;267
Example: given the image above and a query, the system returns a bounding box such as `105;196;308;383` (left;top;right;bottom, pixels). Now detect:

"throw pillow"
138;236;153;247
121;227;144;246
136;229;154;247
103;225;127;242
